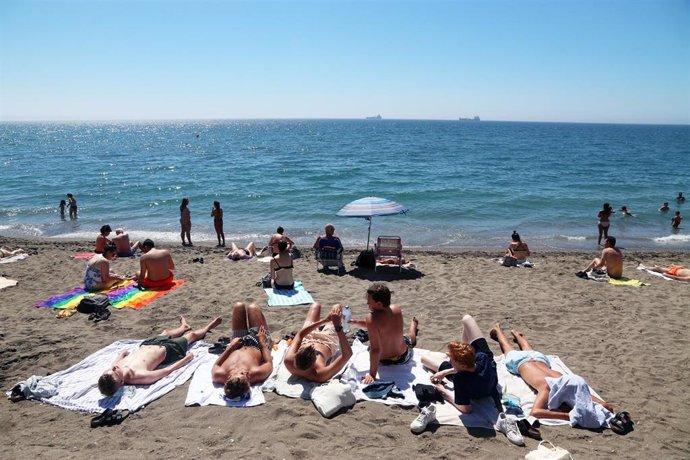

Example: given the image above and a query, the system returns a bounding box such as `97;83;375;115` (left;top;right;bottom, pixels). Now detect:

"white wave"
653;234;690;243
557;235;587;241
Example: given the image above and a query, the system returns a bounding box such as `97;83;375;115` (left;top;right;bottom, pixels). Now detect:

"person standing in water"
58;200;66;219
211;201;225;247
180;197;192;246
597;203;614;245
67;193;78;219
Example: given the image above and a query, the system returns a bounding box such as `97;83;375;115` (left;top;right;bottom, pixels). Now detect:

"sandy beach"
0;236;688;459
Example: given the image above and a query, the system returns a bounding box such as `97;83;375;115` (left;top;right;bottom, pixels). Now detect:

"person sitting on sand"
421;315;502;414
84;244;132;291
284;302;353;383
313;223;343;251
576;236;623;279
620;206;635;217
212;302;273;400
504;230;530;263
659;202;670;212
270;241;294;290
95;225;113;254
98;316;221;396
112;228;141;257
267;226;294;256
672;211;682;229
489;324;630;433
350;283;418;384
134;239;175;289
644;264;690;282
0;246;26;258
226;242;256;260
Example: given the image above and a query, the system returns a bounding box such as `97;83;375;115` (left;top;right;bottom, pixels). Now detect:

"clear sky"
1;0;688;123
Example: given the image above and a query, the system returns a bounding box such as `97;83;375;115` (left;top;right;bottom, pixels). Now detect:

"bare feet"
208;316;223;330
510;330;523;344
489;323;500;342
179;316;191;332
409;316;419;347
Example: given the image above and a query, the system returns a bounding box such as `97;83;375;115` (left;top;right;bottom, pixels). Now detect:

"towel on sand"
264;280;314;306
0;276;18;290
185;341;288;407
34;279;185;310
70;252;96;260
5;340;207;413
637;264;679;281
0;253;29;264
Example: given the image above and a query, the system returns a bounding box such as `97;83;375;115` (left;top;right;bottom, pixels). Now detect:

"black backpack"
77;294;111;314
355;249;376;269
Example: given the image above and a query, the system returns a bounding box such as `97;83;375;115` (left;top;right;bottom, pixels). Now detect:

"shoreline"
1;235;688;459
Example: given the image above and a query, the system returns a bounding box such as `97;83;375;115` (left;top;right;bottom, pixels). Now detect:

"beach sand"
0;236;688;459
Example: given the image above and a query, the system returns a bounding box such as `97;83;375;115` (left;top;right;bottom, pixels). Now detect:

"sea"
1;120;688;250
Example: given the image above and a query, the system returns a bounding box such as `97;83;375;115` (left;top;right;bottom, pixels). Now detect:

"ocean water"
1;120;688;250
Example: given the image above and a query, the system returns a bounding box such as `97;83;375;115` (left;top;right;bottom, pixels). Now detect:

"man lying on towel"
134;239;175;288
98;316;221;396
490;324;631;431
212;302;273;400
646;264;690;282
350;283;419;384
284;302;352;383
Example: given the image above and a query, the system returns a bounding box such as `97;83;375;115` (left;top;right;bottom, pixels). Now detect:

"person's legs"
650;265;670;273
510;330;533;351
303;302;322;328
183;316;223;344
421;354;444;372
461;314;484;344
231;302;249;331
597;224;604;245
162;316;192;337
246;241;256;256
231;242;240;252
246;303;268;330
407;316;419;347
489;324;517;354
582;257;601;273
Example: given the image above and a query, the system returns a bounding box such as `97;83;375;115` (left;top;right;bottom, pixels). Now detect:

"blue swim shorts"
505;350;551;375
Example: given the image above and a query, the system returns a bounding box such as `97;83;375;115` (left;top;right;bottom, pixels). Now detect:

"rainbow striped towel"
34;279;185;310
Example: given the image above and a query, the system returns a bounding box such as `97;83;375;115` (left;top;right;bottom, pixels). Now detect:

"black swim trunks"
380;335;414;365
232;327;272;350
140;335;189;365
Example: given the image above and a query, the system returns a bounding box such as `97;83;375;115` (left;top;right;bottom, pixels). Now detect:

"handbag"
524;440;573;460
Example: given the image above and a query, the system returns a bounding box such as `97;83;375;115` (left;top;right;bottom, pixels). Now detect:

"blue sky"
1;0;688;123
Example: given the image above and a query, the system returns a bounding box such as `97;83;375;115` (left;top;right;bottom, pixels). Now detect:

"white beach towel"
637;264;675;281
264;280;314;306
185;341;288;407
5;340;208;414
0;253;29;264
0;276;18;290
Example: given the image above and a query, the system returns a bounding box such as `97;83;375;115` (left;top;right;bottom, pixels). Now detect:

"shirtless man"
98;316;221;396
489;324;616;423
351;283;418;384
284;302;353;383
672;211;682;229
212;302;273;400
659;202;670;212
268;226;294;256
577;236;623;279
135;239;175;288
645;264;690;282
112;228;141;257
226;242;256;260
95;225;113;254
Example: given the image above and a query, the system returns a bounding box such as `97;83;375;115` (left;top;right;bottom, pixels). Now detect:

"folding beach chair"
316;245;345;274
374;236;403;272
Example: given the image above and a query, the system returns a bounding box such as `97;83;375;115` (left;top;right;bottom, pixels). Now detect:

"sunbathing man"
112;228;141;257
490;324;623;429
351;283;418;384
284;302;353;383
98;316;222;396
645;264;690;282
577;236;623;279
227;242;256;261
212;302;273;400
135;239;175;289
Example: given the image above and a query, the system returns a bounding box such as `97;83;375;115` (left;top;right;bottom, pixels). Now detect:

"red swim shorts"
665;265;685;276
141;273;174;289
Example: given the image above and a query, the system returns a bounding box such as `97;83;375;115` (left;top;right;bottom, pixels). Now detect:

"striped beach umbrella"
336;196;409;250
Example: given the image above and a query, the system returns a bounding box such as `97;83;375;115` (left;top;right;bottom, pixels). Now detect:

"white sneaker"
494;412;525;446
410;405;437;433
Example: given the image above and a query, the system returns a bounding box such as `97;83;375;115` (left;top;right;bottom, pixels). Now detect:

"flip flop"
91;408;128;428
609;412;634;435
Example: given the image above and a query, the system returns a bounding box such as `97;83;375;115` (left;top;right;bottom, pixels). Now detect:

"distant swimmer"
676;192;685;203
672;211;682;229
659;202;670;212
597;203;614;245
196;133;200;139
620;206;635;217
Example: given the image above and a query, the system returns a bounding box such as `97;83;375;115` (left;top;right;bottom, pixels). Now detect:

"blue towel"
264;280;314;306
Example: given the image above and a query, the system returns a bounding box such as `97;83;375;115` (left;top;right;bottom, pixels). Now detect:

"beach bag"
261;273;272;289
291;246;302;259
502;255;518;267
355;250;376;269
76;294;111;314
524;440;573;460
413;384;445;406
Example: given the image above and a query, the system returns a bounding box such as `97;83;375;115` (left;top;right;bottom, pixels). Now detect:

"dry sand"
0;236;688;459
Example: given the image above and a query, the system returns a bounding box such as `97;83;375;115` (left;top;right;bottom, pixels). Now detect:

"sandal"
609;411;634;435
91;408;128;428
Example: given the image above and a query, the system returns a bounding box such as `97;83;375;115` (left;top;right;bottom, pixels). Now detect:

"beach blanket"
608;277;645;287
185;341;288;408
637;264;676;281
0;253;29;264
264;280;314;306
498;257;534;268
34;279;185;310
6;340;207;414
70;252;96;260
0;276;18;290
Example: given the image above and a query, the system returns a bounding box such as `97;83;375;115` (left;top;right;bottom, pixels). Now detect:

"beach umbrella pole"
366;217;372;251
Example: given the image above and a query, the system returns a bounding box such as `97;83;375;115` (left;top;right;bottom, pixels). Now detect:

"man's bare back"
140;247;174;282
600;246;623;278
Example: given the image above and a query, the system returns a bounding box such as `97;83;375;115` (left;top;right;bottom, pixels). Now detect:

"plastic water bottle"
341;304;352;333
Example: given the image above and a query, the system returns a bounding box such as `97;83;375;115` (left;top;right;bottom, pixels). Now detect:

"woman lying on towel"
0;246;26;258
227;242;257;261
84;244;133;291
646;264;690;282
490;324;633;434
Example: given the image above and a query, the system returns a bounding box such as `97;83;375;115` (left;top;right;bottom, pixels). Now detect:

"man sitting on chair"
313;224;343;251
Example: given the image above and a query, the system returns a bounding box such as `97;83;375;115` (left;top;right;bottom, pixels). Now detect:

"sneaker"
410;405;436;433
494;413;525;446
